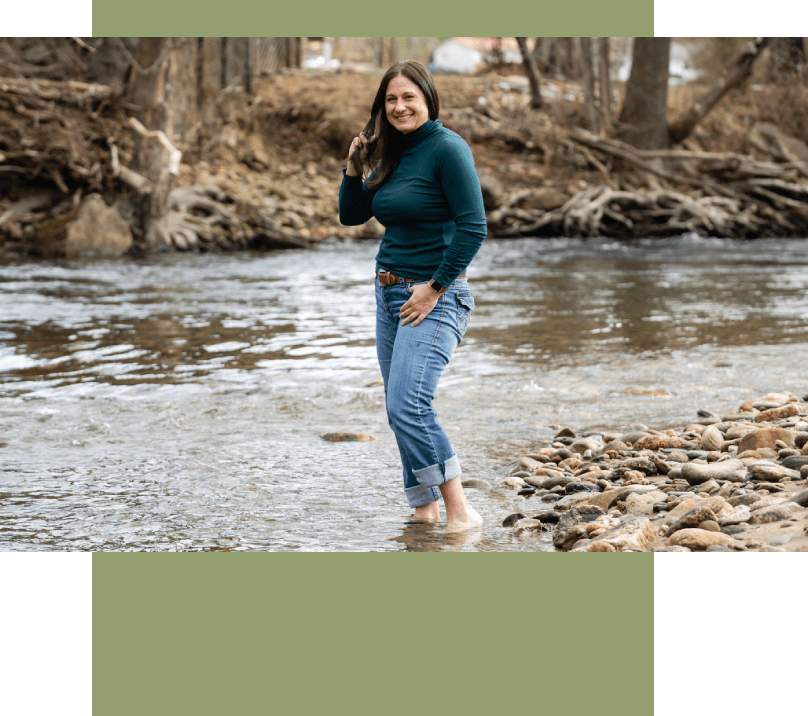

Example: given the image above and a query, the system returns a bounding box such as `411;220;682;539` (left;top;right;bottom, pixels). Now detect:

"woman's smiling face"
385;75;430;134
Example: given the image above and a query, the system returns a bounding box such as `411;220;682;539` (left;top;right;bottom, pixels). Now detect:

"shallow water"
2;235;808;551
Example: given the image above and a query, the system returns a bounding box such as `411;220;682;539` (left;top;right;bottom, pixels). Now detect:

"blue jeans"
375;275;475;508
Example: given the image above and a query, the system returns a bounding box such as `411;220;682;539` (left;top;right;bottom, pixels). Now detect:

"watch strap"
428;279;448;295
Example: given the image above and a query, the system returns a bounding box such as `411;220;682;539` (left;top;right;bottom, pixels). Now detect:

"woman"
339;60;486;532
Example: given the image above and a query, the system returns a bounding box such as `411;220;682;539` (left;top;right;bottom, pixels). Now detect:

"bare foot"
445;503;483;533
438;476;484;532
413;502;440;522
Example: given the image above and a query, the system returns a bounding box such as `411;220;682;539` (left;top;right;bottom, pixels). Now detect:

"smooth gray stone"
564;482;600;494
534;511;561;524
790;489;808;507
783;455;808;470
769;533;795;546
705;544;734;552
502;513;527;527
681;458;745;485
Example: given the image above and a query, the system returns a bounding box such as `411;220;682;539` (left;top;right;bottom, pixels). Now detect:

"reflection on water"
2;235;808;551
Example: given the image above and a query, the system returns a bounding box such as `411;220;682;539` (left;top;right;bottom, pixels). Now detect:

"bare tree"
579;37;597;130
767;37;806;83
516;37;542;109
618;37;671;149
122;38;182;246
598;38;612;131
668;38;768;145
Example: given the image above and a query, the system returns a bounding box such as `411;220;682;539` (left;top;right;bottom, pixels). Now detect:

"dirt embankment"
2;69;808;258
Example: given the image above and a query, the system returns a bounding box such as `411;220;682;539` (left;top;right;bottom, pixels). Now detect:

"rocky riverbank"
499;390;808;552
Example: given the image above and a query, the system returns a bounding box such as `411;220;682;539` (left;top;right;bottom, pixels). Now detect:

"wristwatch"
428;279;447;295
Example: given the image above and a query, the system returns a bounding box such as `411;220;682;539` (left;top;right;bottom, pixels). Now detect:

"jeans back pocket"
455;291;475;336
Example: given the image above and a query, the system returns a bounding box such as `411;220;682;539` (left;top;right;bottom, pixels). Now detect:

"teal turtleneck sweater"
338;119;487;288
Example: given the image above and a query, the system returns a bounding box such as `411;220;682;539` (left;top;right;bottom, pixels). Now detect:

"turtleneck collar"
399;118;441;147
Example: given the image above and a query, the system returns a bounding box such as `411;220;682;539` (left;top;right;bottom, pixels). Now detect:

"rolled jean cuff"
404;484;442;508
412;454;462;488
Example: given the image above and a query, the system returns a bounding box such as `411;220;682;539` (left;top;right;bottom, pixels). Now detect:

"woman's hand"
345;133;368;176
400;284;440;327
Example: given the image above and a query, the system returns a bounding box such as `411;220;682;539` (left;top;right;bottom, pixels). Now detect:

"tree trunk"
579;37;597;130
244;37;253;94
767;37;806;83
220;38;228;88
532;37;549;74
618;37;670;150
598;37;612;131
668;38;769;145
124;38;181;247
516;37;542;109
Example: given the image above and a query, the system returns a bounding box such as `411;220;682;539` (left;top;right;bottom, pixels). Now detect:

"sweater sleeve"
338;168;376;226
432;135;488;288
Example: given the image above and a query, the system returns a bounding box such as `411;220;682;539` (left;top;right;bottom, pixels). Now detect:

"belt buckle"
377;270;397;286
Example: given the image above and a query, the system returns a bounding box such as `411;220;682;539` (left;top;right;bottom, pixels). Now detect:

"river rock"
569;437;603;455
517;456;545;472
64;193;133;258
462;478;492;490
737;447;781;460
664;496;733;525
513;518;542;536
532;474;575;490
790;489;808;508
746;462;800;481
681;458;744;485
622;431;650;445
669;506;718;534
649;457;670;476
633;435;693;451
618;457;657;475
698;520;721;532
667;528;743;551
654;545;692;552
579;485;660;511
502;512;527;527
552;506;607;548
564;482;600;494
623;490;668;516
782;455;808;471
755;404;808;423
600;440;630;455
705;544;734;552
501;476;527;489
737;427;796;454
749;504;798;524
795;433;808;449
718;507;751;526
555;427;576;438
572;516;656;552
320;431;377;442
700;424;725;452
728;493;761;507
535;511;561;524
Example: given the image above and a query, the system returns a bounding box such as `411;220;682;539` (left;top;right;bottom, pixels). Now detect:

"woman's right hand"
345;133;367;176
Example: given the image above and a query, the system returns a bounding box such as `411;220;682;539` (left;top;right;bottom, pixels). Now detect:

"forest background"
0;36;807;259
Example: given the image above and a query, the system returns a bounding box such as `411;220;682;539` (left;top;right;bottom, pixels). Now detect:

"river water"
2;235;808;551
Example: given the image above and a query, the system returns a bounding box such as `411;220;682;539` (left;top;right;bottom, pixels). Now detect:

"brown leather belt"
376;270;465;286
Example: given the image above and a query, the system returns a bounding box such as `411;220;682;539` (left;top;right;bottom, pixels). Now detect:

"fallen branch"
668;38;769;145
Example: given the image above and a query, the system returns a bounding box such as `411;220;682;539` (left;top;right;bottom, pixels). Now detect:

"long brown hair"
350;60;440;189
